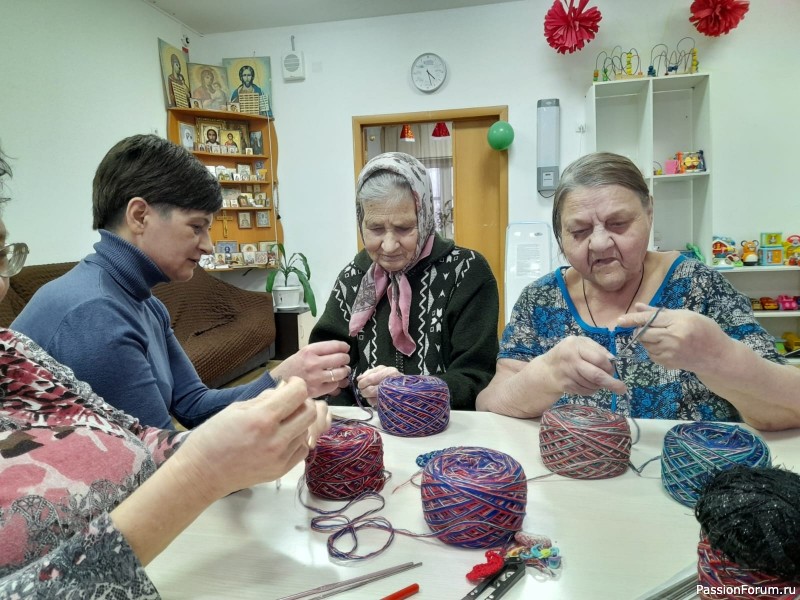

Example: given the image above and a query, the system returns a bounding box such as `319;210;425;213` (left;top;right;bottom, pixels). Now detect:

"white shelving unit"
585;73;711;254
717;266;800;364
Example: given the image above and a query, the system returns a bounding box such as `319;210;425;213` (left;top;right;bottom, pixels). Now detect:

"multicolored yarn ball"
377;374;450;437
305;423;387;500
695;466;800;593
421;446;527;548
661;422;771;508
539;404;631;479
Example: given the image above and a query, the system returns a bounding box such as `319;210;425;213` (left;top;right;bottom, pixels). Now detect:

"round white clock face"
411;53;447;93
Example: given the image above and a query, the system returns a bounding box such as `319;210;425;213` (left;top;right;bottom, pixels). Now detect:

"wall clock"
411;53;447;93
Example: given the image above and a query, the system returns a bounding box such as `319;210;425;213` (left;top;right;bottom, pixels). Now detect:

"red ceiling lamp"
400;124;415;142
432;121;450;139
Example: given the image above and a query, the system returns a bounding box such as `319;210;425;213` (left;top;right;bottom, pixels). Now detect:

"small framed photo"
241;243;258;252
237;193;253;207
242;251;256;265
230;252;245;266
227;102;240;112
238;212;253;229
255;210;271;228
179;122;196;150
232;173;241;181
254;251;269;265
245;147;253;155
211;145;222;154
258;241;272;252
237;163;252;179
190;98;202;109
214;253;228;266
198;143;207;152
221;129;242;152
215;241;238;254
253;192;266;207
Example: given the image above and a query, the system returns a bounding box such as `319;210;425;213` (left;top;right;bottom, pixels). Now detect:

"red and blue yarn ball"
539;404;632;479
377;374;450;437
304;423;387;500
661;422;771;508
695;466;800;597
420;446;527;548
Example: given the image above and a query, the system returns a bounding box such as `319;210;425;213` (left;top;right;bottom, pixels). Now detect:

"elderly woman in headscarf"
310;152;499;410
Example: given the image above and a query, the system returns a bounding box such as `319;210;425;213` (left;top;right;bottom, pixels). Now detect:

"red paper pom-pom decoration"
544;0;602;55
689;0;749;37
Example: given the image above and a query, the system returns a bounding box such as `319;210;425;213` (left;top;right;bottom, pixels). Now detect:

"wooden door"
353;107;509;333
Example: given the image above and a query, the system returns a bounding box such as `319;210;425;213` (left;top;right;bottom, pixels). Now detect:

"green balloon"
487;121;515;150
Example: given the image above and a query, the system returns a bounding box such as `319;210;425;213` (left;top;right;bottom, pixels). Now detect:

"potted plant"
265;243;317;316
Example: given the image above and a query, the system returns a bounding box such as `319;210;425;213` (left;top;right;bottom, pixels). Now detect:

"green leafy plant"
265;243;316;316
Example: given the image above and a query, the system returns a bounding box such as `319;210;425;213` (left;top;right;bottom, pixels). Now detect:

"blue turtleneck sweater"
12;230;276;429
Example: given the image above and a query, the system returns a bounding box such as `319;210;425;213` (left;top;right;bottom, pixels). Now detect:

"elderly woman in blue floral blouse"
477;152;800;431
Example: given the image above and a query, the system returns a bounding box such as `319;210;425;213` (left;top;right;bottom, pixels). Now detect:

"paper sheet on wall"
505;222;554;320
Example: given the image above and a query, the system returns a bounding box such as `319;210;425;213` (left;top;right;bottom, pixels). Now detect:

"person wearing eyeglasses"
12;134;351;430
0;146;330;595
477;152;800;431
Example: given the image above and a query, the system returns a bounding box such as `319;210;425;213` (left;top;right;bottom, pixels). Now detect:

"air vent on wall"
281;51;305;81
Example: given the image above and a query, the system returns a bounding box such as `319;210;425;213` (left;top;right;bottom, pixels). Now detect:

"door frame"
352;106;509;331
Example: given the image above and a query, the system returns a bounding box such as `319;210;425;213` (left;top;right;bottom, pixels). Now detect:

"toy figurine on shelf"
741;240;759;267
711;236;736;267
685;243;705;263
784;234;800;265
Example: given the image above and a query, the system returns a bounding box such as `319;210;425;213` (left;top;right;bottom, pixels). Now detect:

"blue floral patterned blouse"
499;256;784;421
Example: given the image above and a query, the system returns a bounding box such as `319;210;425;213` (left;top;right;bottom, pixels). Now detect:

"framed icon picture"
187;63;230;111
238;212;252;229
179;122;195;150
158;38;190;108
255;211;271;228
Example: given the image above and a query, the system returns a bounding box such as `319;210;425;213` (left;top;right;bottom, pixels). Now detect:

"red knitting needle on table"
380;583;420;600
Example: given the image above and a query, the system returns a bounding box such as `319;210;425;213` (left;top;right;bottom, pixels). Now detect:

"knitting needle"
275;561;422;600
610;305;664;361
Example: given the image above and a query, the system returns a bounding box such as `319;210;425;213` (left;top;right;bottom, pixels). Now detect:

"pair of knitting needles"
276;561;422;600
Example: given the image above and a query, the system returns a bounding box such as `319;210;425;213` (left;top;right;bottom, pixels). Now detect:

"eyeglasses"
0;243;29;278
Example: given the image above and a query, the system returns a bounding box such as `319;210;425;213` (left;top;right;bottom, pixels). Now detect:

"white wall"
1;0;799;306
0;0;184;263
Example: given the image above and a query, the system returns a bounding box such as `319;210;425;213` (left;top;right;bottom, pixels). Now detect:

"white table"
146;409;800;599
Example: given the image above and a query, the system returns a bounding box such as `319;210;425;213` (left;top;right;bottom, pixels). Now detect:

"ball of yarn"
539;404;632;479
421;446;527;548
377;374;450;437
661;422;771;508
305;423;386;500
695;466;800;584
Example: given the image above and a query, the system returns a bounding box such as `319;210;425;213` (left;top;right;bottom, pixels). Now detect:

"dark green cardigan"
310;235;498;410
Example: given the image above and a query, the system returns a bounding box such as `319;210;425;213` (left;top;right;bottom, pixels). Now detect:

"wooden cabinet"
585;74;711;254
166;108;282;263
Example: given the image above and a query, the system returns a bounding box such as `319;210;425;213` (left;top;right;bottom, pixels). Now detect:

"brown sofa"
0;262;275;389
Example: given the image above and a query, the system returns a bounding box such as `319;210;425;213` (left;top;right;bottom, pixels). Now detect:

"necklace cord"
581;268;645;327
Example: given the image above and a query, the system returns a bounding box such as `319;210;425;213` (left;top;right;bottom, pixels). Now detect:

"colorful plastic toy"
777;295;798;311
760;296;779;310
741;240;759;267
784;234;800;266
750;298;762;311
761;232;782;246
783;332;800;352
